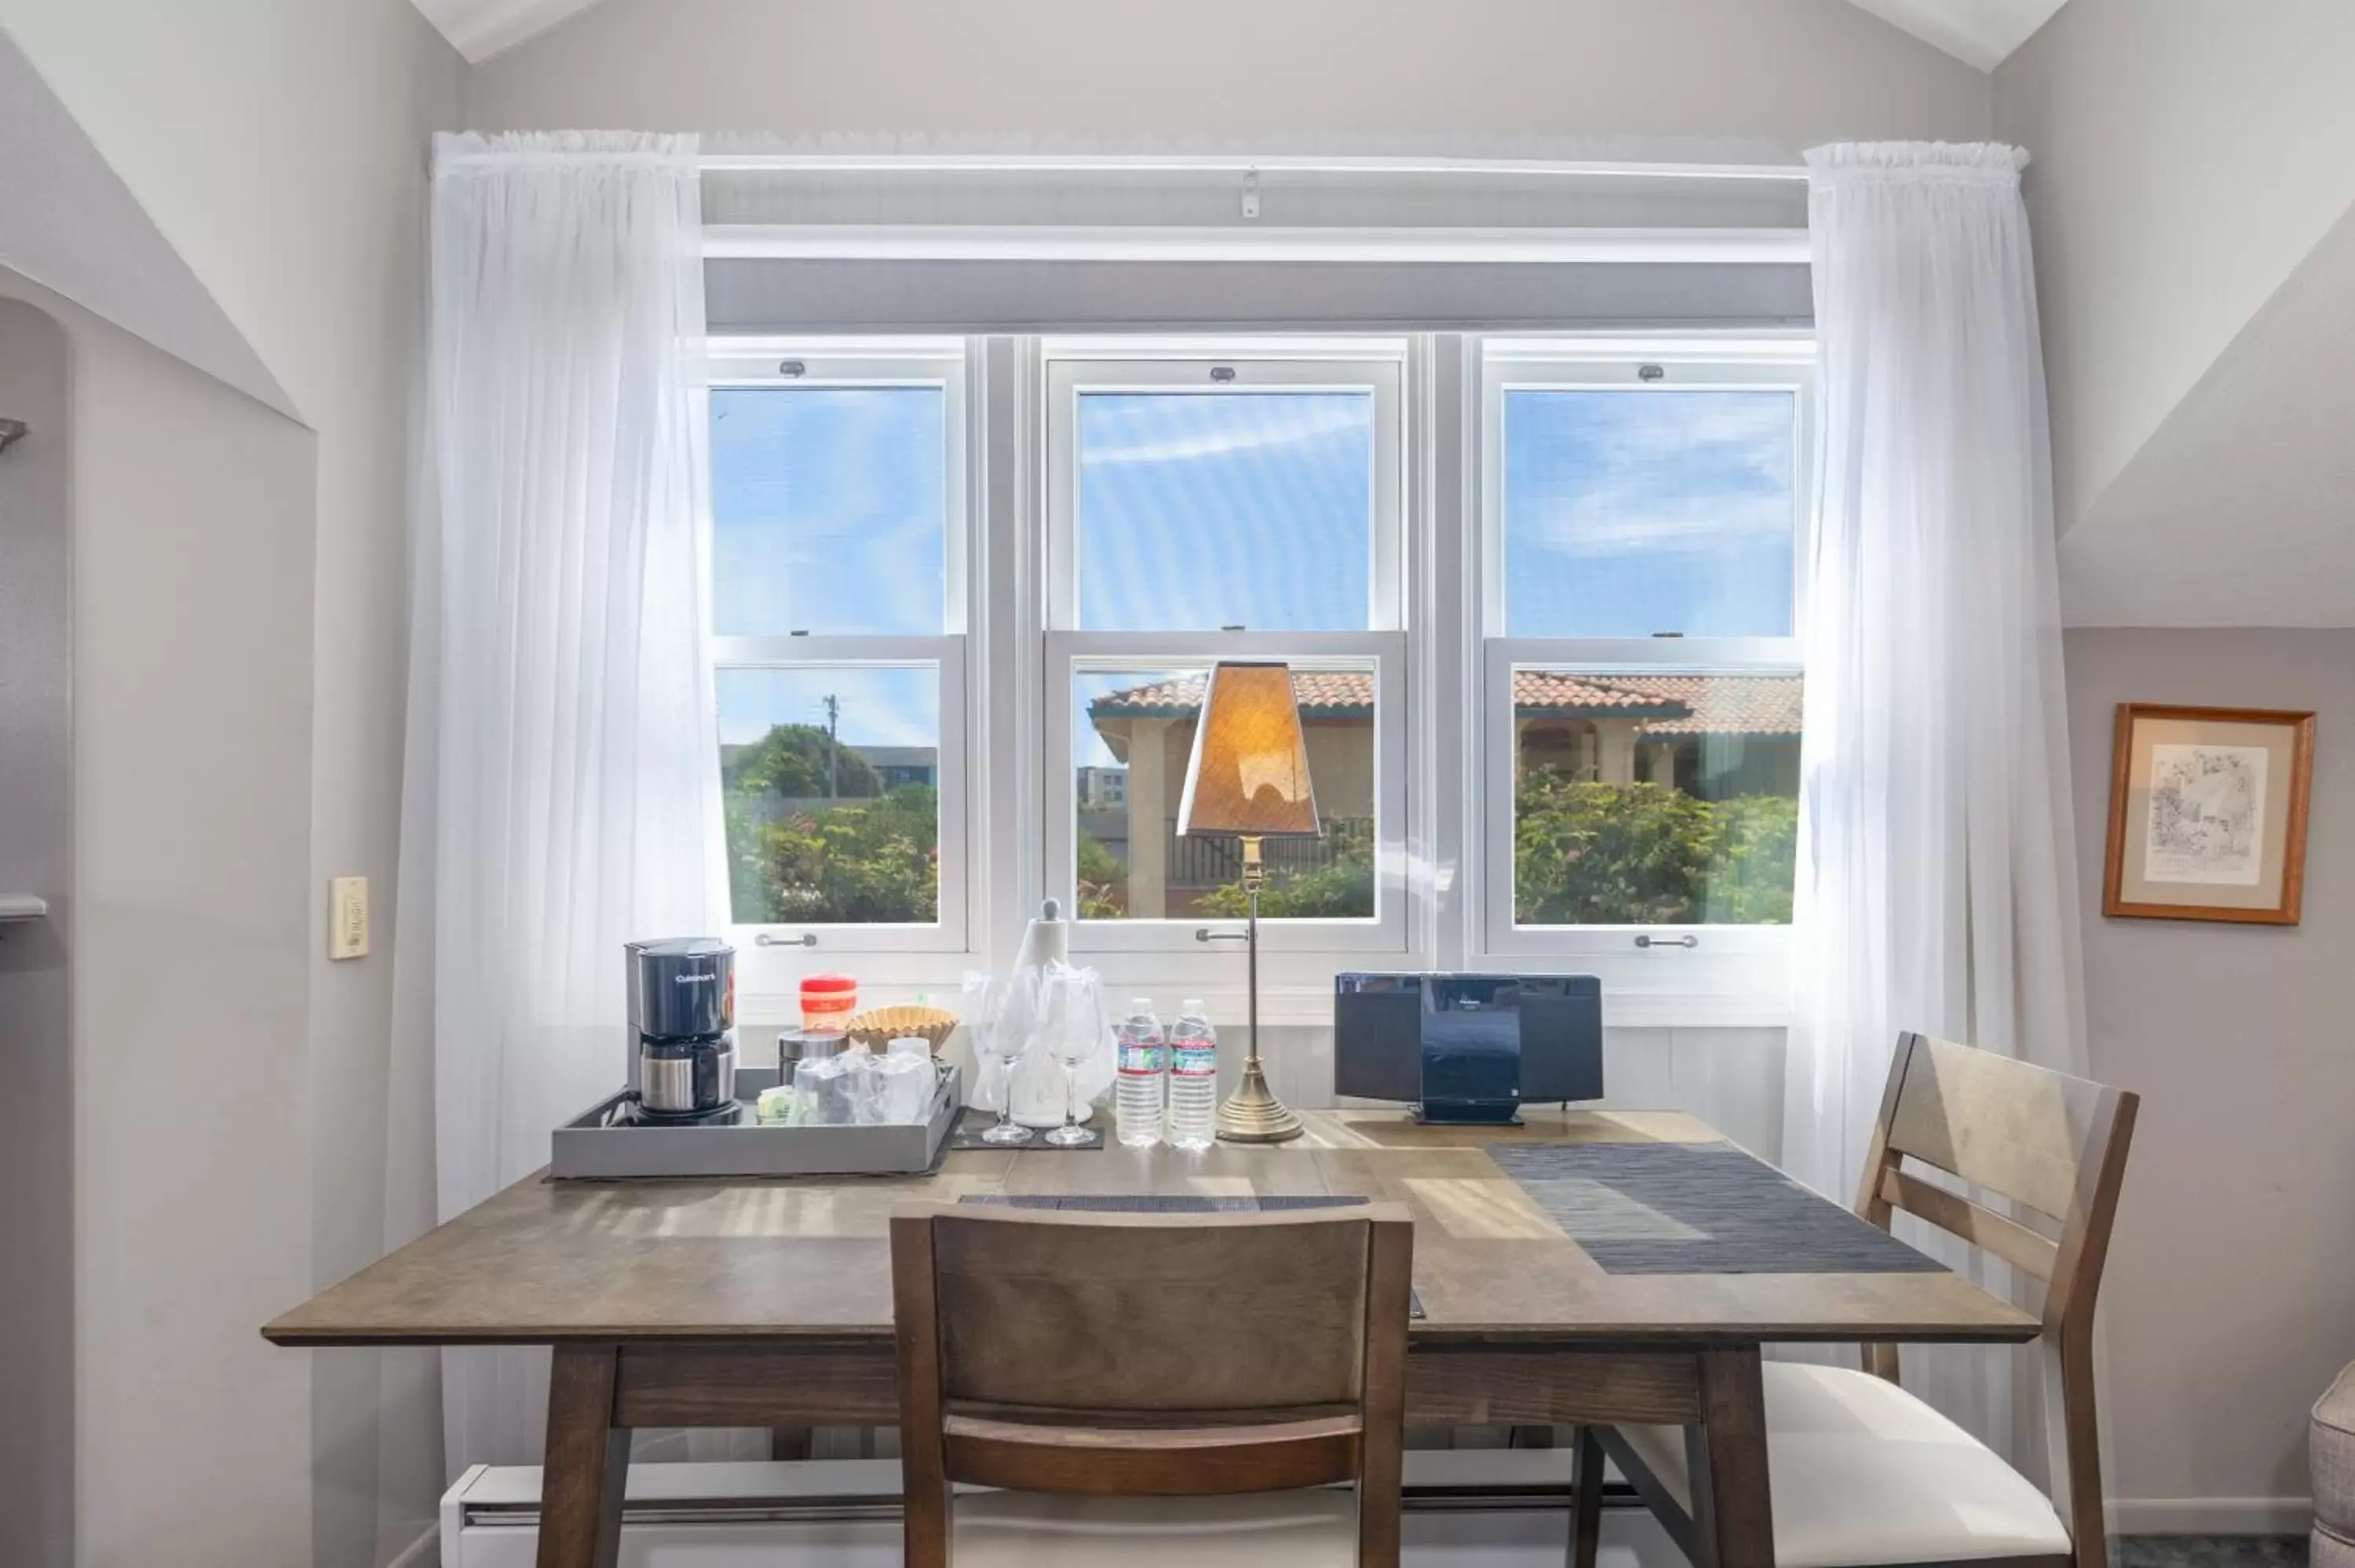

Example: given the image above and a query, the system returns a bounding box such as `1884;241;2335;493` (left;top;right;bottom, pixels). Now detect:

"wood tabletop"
262;1108;2039;1350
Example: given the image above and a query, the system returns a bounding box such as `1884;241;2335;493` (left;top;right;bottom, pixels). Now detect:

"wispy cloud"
1509;388;1795;558
1527;487;1792;553
1079;392;1369;468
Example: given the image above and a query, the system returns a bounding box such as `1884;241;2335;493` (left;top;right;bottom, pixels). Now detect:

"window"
699;328;1815;1017
709;341;971;955
1042;345;1408;954
1478;341;1812;958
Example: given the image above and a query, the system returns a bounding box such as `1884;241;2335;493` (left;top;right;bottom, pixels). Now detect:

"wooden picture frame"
2104;703;2316;925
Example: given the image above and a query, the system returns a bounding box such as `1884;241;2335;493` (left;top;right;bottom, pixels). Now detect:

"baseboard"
2110;1497;2313;1535
384;1522;440;1568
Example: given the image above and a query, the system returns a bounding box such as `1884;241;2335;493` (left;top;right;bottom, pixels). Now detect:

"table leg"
1682;1346;1773;1568
539;1343;630;1568
1568;1425;1605;1568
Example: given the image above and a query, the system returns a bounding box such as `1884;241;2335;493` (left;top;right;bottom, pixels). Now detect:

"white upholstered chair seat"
1616;1362;2072;1568
951;1486;1359;1566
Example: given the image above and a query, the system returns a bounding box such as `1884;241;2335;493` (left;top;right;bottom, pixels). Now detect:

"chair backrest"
891;1202;1415;1566
1854;1032;2138;1565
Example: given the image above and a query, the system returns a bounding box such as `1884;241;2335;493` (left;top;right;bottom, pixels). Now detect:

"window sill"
739;979;1789;1034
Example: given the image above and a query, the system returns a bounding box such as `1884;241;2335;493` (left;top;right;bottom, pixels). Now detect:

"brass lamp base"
1215;1057;1304;1143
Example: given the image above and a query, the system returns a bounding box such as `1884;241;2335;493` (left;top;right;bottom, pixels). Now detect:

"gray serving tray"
551;1062;962;1180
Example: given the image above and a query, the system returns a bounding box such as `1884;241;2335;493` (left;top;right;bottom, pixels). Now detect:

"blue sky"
710;383;1795;757
1503;388;1795;638
1078;392;1371;632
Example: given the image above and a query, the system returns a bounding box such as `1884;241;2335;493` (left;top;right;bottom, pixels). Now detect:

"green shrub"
1513;774;1795;926
728;782;939;924
1195;835;1376;920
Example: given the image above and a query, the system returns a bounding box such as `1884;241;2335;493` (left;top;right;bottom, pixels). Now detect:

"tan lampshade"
1177;662;1321;838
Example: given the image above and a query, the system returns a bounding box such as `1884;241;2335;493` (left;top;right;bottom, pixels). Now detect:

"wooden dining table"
263;1107;2037;1568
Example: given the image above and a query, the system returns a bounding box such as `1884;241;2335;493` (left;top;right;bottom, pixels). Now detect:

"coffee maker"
626;938;737;1118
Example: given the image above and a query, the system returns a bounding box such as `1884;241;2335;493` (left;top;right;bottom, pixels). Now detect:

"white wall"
0;266;319;1568
1993;0;2355;535
466;0;1991;151
0;4;465;1564
0;294;75;1568
2065;628;2355;1533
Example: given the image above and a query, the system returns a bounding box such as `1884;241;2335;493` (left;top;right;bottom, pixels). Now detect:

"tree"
724;722;881;801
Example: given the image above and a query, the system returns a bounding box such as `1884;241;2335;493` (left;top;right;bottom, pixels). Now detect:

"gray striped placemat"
958;1194;1424;1317
1486;1141;1945;1276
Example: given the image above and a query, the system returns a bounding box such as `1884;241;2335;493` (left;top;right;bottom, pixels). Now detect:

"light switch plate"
330;875;370;961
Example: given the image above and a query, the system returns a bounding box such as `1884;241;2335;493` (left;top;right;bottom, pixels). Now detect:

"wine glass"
969;977;1032;1147
1042;966;1101;1148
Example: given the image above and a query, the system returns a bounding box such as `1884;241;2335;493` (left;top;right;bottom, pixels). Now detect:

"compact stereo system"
1333;972;1604;1125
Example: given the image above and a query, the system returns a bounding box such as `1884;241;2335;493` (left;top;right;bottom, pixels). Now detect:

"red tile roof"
1090;669;1802;736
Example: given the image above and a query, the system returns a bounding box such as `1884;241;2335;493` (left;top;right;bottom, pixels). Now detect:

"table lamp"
1178;662;1321;1143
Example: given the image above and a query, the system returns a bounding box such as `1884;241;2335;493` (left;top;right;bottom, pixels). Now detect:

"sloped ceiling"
0;30;295;420
1842;0;2068;71
2060;201;2355;627
408;0;604;62
412;0;2063;67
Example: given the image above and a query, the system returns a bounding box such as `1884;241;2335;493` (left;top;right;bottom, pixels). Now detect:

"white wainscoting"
1258;1023;1788;1162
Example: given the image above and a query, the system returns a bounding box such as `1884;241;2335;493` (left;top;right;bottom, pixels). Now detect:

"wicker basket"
842;1005;960;1055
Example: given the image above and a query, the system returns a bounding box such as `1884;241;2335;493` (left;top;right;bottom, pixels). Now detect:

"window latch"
1196;928;1248;944
1633;933;1699;950
757;932;819;948
1241;169;1261;221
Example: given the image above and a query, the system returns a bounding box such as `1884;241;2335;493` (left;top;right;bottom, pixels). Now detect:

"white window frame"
706;340;981;985
1041;342;1412;963
1473;337;1815;1004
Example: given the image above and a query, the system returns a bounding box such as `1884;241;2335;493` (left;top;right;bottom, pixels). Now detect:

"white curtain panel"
1784;143;2087;1452
403;130;732;1471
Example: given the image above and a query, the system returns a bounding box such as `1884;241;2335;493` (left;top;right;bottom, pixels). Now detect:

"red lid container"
800;973;858;1026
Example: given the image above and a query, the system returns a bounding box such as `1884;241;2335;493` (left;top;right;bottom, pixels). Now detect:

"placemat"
1486;1141;1945;1276
959;1194;1424;1318
947;1109;1102;1151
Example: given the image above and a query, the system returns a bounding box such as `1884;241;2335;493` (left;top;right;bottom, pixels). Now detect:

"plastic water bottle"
1113;1000;1167;1147
1166;1000;1219;1151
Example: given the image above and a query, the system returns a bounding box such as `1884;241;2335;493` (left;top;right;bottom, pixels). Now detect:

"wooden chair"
891;1201;1415;1567
1573;1032;2138;1568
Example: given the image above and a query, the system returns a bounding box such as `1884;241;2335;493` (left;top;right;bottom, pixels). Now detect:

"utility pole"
823;693;841;800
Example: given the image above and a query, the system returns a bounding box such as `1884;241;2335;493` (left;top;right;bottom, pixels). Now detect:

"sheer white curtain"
398;130;732;1471
1783;143;2087;1450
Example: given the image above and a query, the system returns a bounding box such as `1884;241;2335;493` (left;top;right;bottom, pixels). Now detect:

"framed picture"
2104;703;2316;925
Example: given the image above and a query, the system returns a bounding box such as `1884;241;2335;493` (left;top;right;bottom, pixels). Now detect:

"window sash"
1477;337;1815;640
706;341;980;971
1478;638;1800;962
1473;339;1813;973
707;341;971;636
718;636;971;957
1043;348;1407;634
1044;630;1409;956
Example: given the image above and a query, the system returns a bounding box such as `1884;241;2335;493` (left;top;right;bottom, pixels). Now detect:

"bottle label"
1170;1037;1217;1077
1119;1038;1165;1074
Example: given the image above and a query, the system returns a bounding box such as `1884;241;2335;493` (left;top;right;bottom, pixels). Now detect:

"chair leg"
1569;1424;1605;1568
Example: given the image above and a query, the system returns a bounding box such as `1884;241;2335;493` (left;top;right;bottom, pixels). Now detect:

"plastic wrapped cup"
794;1053;860;1126
872;1051;937;1124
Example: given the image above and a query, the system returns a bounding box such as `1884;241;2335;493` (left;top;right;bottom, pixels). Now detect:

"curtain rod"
702;224;1809;264
697;153;1811;182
